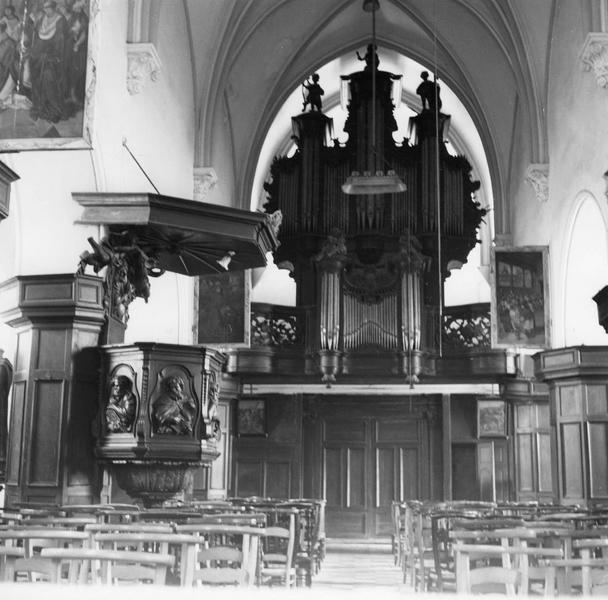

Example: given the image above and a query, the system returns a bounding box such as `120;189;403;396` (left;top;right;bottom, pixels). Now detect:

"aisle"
312;539;411;591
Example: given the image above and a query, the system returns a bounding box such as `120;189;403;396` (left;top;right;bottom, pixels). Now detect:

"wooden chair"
0;528;90;582
20;516;98;528
177;524;263;587
453;542;521;595
185;513;266;528
0;546;25;582
544;557;608;595
92;531;200;585
85;522;174;535
260;511;296;587
39;547;175;584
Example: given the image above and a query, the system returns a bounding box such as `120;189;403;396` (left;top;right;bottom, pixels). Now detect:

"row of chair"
0;522;293;586
0;496;326;588
392;499;608;595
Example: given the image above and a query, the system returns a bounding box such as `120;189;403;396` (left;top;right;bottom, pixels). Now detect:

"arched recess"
562;192;608;346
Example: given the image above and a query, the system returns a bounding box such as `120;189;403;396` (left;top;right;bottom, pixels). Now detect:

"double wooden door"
319;406;431;538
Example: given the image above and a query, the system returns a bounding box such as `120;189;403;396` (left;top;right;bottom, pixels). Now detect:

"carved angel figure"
105;375;136;433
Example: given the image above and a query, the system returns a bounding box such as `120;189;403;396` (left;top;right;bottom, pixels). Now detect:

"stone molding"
193;167;218;201
525;163;549;203
493;233;513;248
581;32;608;88
127;42;162;95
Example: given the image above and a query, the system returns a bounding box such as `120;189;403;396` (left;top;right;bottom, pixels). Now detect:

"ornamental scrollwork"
77;231;164;324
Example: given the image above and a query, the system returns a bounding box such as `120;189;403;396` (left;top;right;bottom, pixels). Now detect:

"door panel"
322;410;429;538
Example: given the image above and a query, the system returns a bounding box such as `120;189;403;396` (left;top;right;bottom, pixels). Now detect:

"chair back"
177;524;263;587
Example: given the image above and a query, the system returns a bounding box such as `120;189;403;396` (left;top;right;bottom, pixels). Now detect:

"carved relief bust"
105;375;137;433
152;375;196;435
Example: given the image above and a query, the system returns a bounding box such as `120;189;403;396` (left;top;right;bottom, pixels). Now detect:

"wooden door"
322;412;428;538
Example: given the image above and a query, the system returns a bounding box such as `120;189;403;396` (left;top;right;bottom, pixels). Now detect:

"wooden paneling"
232;395;303;499
324;447;342;506
7;381;25;484
1;274;105;505
36;329;67;370
538;433;553;493
587;385;608;414
401;447;420;499
561;423;584;499
266;461;291;498
559;385;581;417
28;380;64;486
588;422;608;498
376;447;395;506
517;433;534;493
452;444;477;500
235;460;262;497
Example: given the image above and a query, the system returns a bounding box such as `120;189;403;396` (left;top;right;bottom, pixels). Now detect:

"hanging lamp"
342;0;406;195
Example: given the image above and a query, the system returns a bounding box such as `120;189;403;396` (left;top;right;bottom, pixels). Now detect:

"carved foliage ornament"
193;167;218;201
525;164;549;203
581;33;608;89
127;42;162;95
77;231;165;324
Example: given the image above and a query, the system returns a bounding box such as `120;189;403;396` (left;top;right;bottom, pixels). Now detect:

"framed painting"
0;0;98;151
196;269;251;348
236;398;266;437
477;399;506;437
491;246;550;348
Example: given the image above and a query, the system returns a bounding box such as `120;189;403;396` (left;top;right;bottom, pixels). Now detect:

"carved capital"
127;42;162;95
193;167;218;201
581;32;608;88
525;163;549;203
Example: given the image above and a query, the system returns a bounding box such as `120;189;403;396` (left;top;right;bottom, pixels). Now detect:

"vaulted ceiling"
181;0;591;235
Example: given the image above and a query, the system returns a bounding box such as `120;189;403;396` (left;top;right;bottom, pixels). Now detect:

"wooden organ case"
263;54;486;382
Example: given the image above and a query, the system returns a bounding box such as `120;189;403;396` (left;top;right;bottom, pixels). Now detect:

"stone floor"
314;538;409;590
1;539;437;600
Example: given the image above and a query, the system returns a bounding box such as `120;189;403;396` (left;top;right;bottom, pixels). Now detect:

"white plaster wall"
0;0;198;353
562;193;608;346
542;2;608;347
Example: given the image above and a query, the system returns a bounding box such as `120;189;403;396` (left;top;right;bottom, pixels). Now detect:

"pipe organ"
264;51;485;382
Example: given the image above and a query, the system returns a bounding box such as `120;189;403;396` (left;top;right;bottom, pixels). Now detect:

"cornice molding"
127;42;162;95
525;163;549;203
581;32;608;88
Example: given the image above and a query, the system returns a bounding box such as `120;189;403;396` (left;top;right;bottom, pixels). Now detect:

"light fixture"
342;170;407;195
342;0;406;196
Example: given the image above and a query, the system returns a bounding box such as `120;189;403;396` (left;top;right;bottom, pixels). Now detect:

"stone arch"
562;191;608;346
